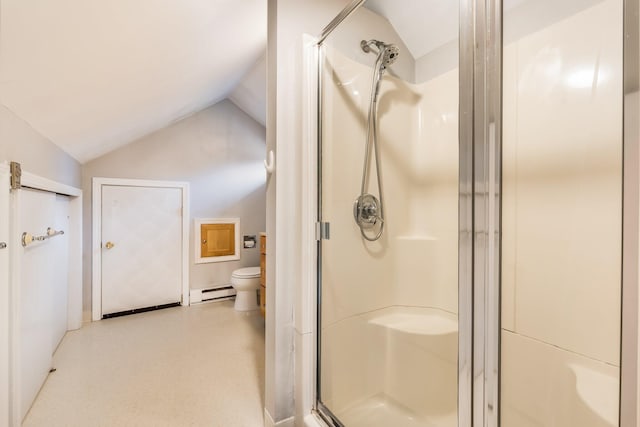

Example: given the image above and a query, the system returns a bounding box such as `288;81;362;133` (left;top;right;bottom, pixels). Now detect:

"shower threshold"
336;394;456;427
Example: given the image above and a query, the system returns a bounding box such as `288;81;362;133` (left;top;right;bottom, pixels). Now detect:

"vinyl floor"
22;301;265;427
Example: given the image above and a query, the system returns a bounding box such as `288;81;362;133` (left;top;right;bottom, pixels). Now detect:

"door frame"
92;177;190;321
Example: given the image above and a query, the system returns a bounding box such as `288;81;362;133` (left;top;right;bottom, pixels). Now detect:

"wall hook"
264;150;275;174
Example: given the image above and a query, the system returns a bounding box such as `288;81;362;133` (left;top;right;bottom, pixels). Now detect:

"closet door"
51;195;70;352
0;166;10;427
18;188;56;421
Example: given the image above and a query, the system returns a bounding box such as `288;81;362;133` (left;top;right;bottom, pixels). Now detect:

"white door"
0;165;10;427
18;188;57;421
51;195;70;352
101;185;183;316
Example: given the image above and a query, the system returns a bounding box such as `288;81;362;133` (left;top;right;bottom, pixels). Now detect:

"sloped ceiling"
229;54;266;127
0;0;267;163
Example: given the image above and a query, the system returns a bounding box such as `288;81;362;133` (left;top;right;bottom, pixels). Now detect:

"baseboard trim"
264;408;294;427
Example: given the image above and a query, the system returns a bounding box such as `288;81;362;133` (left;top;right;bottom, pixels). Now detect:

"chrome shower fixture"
354;39;399;242
354;193;383;230
360;39;382;53
381;44;400;67
360;39;400;69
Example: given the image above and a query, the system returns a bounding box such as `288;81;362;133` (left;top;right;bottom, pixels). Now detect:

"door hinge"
315;222;330;241
10;161;21;190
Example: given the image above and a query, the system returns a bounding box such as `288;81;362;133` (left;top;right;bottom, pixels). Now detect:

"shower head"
381;44;399;67
360;39;399;69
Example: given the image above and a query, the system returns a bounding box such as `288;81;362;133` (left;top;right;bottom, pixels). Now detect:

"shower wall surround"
318;0;626;427
320;42;459;324
320;44;459;425
501;0;622;425
318;0;622;425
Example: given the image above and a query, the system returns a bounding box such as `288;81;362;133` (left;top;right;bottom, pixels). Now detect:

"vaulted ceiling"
0;0;267;163
2;0;594;165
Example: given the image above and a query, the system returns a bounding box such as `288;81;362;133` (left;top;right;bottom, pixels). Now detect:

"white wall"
0;105;81;187
82;100;266;321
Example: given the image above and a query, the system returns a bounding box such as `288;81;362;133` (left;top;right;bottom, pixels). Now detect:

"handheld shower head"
360;39;399;69
381;44;399;67
356;38;399;242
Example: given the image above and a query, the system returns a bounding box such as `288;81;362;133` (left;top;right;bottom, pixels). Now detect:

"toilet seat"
232;266;260;279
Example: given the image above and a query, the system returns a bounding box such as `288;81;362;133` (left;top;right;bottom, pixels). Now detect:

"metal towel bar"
22;227;65;247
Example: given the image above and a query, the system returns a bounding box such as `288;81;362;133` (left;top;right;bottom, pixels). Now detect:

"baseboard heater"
102;302;180;319
190;284;236;304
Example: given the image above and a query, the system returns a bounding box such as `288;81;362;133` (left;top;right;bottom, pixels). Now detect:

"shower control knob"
354;193;381;229
363;204;377;218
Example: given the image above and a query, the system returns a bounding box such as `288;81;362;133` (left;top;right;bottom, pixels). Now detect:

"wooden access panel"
200;223;235;258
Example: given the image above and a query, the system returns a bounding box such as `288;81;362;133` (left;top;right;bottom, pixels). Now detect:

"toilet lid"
232;267;260;278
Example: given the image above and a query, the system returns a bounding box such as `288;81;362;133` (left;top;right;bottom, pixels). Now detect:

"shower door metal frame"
621;0;640;425
313;35;344;427
460;0;502;425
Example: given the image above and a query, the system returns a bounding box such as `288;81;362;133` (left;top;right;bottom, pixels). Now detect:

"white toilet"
230;266;261;311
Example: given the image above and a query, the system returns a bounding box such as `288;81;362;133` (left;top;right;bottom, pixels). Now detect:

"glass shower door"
316;2;460;426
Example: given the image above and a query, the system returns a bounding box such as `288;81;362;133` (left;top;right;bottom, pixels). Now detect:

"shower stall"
310;0;637;426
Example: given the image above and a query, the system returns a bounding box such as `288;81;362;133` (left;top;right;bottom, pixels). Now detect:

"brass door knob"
105;241;115;249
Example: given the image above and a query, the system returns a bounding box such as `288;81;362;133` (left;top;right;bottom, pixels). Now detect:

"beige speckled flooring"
22;301;265;427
